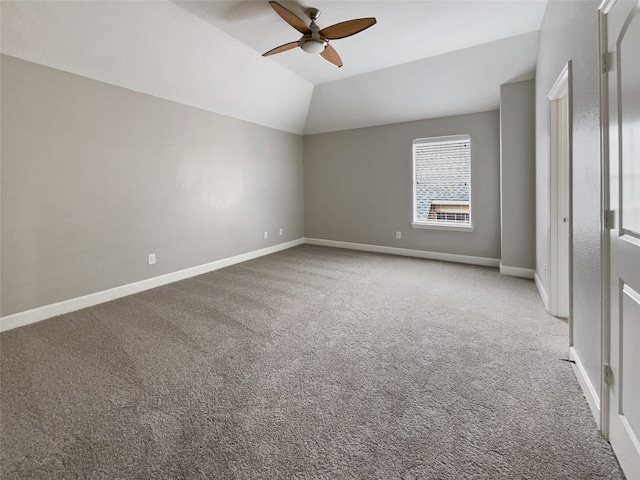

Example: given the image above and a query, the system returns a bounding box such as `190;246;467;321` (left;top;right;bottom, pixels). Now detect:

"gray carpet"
1;245;624;479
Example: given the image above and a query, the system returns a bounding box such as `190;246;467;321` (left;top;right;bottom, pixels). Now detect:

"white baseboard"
0;238;305;333
500;264;535;279
569;346;601;427
304;238;500;268
534;271;550;310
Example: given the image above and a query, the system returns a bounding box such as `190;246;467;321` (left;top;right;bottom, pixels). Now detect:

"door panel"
621;284;640;440
619;7;640;236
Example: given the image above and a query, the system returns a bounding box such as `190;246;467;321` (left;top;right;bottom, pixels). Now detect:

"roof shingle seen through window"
414;137;470;223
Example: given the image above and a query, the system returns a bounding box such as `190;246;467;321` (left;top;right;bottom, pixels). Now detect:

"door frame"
547;62;573;325
598;0;612;441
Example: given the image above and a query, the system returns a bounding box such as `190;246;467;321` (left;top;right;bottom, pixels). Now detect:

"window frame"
411;134;474;232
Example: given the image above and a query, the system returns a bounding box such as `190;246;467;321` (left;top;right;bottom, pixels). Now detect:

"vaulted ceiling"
1;1;547;135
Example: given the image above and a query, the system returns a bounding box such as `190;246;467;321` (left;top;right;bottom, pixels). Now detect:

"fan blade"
320;44;343;67
262;41;299;57
319;17;376;40
269;1;311;35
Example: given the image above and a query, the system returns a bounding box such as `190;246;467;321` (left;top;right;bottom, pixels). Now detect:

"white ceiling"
305;30;539;134
1;1;548;135
174;0;547;85
0;0;312;133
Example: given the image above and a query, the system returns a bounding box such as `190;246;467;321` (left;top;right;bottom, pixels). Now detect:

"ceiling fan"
262;1;376;67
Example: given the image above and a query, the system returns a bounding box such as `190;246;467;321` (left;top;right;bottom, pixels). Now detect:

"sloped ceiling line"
304;30;539;135
0;0;313;134
0;1;546;135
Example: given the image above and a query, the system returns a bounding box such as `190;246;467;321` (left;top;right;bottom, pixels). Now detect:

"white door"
602;1;640;478
548;67;571;319
557;94;570;319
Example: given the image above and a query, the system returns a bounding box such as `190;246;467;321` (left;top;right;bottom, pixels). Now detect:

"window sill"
411;222;474;232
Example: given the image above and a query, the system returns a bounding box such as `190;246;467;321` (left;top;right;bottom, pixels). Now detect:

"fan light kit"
300;39;326;54
262;1;376;67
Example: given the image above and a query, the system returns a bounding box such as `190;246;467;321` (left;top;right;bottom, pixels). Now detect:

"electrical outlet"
279;228;283;236
543;264;547;275
396;231;401;239
148;253;156;265
264;232;268;239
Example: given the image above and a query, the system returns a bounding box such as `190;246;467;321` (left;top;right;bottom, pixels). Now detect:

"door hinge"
604;209;615;229
604;364;613;386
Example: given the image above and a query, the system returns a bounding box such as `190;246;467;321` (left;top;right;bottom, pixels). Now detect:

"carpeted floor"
0;245;624;479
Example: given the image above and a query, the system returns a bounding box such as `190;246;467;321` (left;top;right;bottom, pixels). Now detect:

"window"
412;134;471;230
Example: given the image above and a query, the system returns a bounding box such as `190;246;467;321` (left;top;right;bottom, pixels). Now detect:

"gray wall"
500;80;536;270
304;111;501;260
535;2;602;396
1;55;304;317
